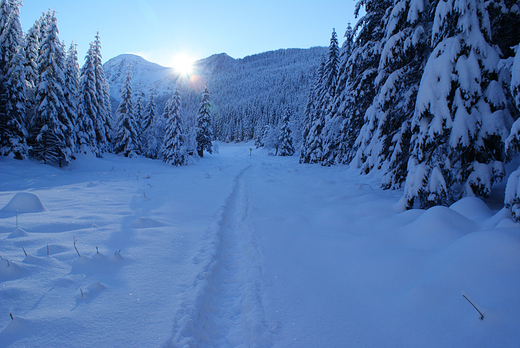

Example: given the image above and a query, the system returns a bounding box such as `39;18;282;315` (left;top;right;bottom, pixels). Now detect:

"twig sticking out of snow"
16;208;19;229
9;311;13;320
22;246;27;257
96;246;99;254
115;249;121;256
47;244;50;256
462;292;484;320
73;236;81;258
80;288;84;297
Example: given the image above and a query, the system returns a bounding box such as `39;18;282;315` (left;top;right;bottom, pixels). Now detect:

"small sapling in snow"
462;291;484;320
73;236;81;257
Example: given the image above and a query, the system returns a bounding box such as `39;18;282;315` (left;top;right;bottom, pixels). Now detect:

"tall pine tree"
113;66;139;157
30;12;74;166
278;105;295;156
196;84;214;157
163;88;188;166
402;0;511;208
0;0;27;158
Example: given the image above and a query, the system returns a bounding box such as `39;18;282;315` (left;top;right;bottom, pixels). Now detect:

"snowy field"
1;142;519;347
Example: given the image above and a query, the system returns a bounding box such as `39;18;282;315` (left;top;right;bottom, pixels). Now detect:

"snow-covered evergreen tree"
300;58;325;163
29;12;74;166
402;0;511;209
163;88;188;165
76;42;99;154
24;20;40;90
354;0;432;189
335;0;392;165
114;66;139;157
278;106;295;156
63;42;79;153
321;24;355;166
142;88;160;158
195;84;213;157
92;32;111;153
0;0;27;159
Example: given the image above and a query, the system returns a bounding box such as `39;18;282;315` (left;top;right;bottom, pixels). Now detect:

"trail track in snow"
168;165;272;347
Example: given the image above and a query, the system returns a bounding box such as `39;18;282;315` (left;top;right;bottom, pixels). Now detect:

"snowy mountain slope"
1;143;519;347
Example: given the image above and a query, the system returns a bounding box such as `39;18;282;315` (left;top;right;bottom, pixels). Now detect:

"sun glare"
172;54;194;75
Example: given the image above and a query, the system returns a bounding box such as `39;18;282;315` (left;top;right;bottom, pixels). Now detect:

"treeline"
298;0;520;219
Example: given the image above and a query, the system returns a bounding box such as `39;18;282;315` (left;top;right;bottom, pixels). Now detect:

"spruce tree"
195;84;213;157
113;66;139;157
92;32;111;153
402;0;511;208
163;88;188;165
76;43;98;154
321;24;355;166
335;0;392;165
354;0;432;189
278;105;295;156
0;0;27;158
64;42;80;153
142;88;159;158
24;20;40;90
300;58;326;163
30;12;74;166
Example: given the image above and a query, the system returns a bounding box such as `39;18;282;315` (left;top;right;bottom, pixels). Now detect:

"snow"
1;142;519;347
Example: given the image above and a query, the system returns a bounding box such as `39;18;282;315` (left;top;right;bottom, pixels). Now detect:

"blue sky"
20;1;359;67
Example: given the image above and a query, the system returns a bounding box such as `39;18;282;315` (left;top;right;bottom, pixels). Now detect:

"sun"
172;54;195;75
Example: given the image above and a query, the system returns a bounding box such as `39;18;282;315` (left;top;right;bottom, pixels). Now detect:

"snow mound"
449;197;493;221
77;281;108;301
7;227;28;238
0;193;47;214
130;217;167;229
402;206;478;249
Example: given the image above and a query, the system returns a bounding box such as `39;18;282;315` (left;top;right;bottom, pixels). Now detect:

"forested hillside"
103;47;326;149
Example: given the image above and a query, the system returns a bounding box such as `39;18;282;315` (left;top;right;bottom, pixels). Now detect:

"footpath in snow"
0;142;519;347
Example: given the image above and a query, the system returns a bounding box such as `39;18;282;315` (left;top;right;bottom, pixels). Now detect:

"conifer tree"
402;0;511;208
134;90;144;151
300;58;326;163
24;20;40;91
163;88;188;165
0;0;27;159
4;46;27;159
113;66;139;157
76;43;98;154
321;24;355;166
195;84;213;157
278;106;295;156
92;32;111;152
64;42;79;153
355;0;432;189
142;88;160;158
30;12;74;166
335;0;392;165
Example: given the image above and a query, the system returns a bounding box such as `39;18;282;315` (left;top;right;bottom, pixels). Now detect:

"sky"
19;0;360;67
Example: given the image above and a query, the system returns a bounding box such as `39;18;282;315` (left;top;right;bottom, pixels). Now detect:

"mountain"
103;47;326;143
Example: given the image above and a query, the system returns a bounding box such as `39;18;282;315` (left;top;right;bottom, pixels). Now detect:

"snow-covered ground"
1;142;519;347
